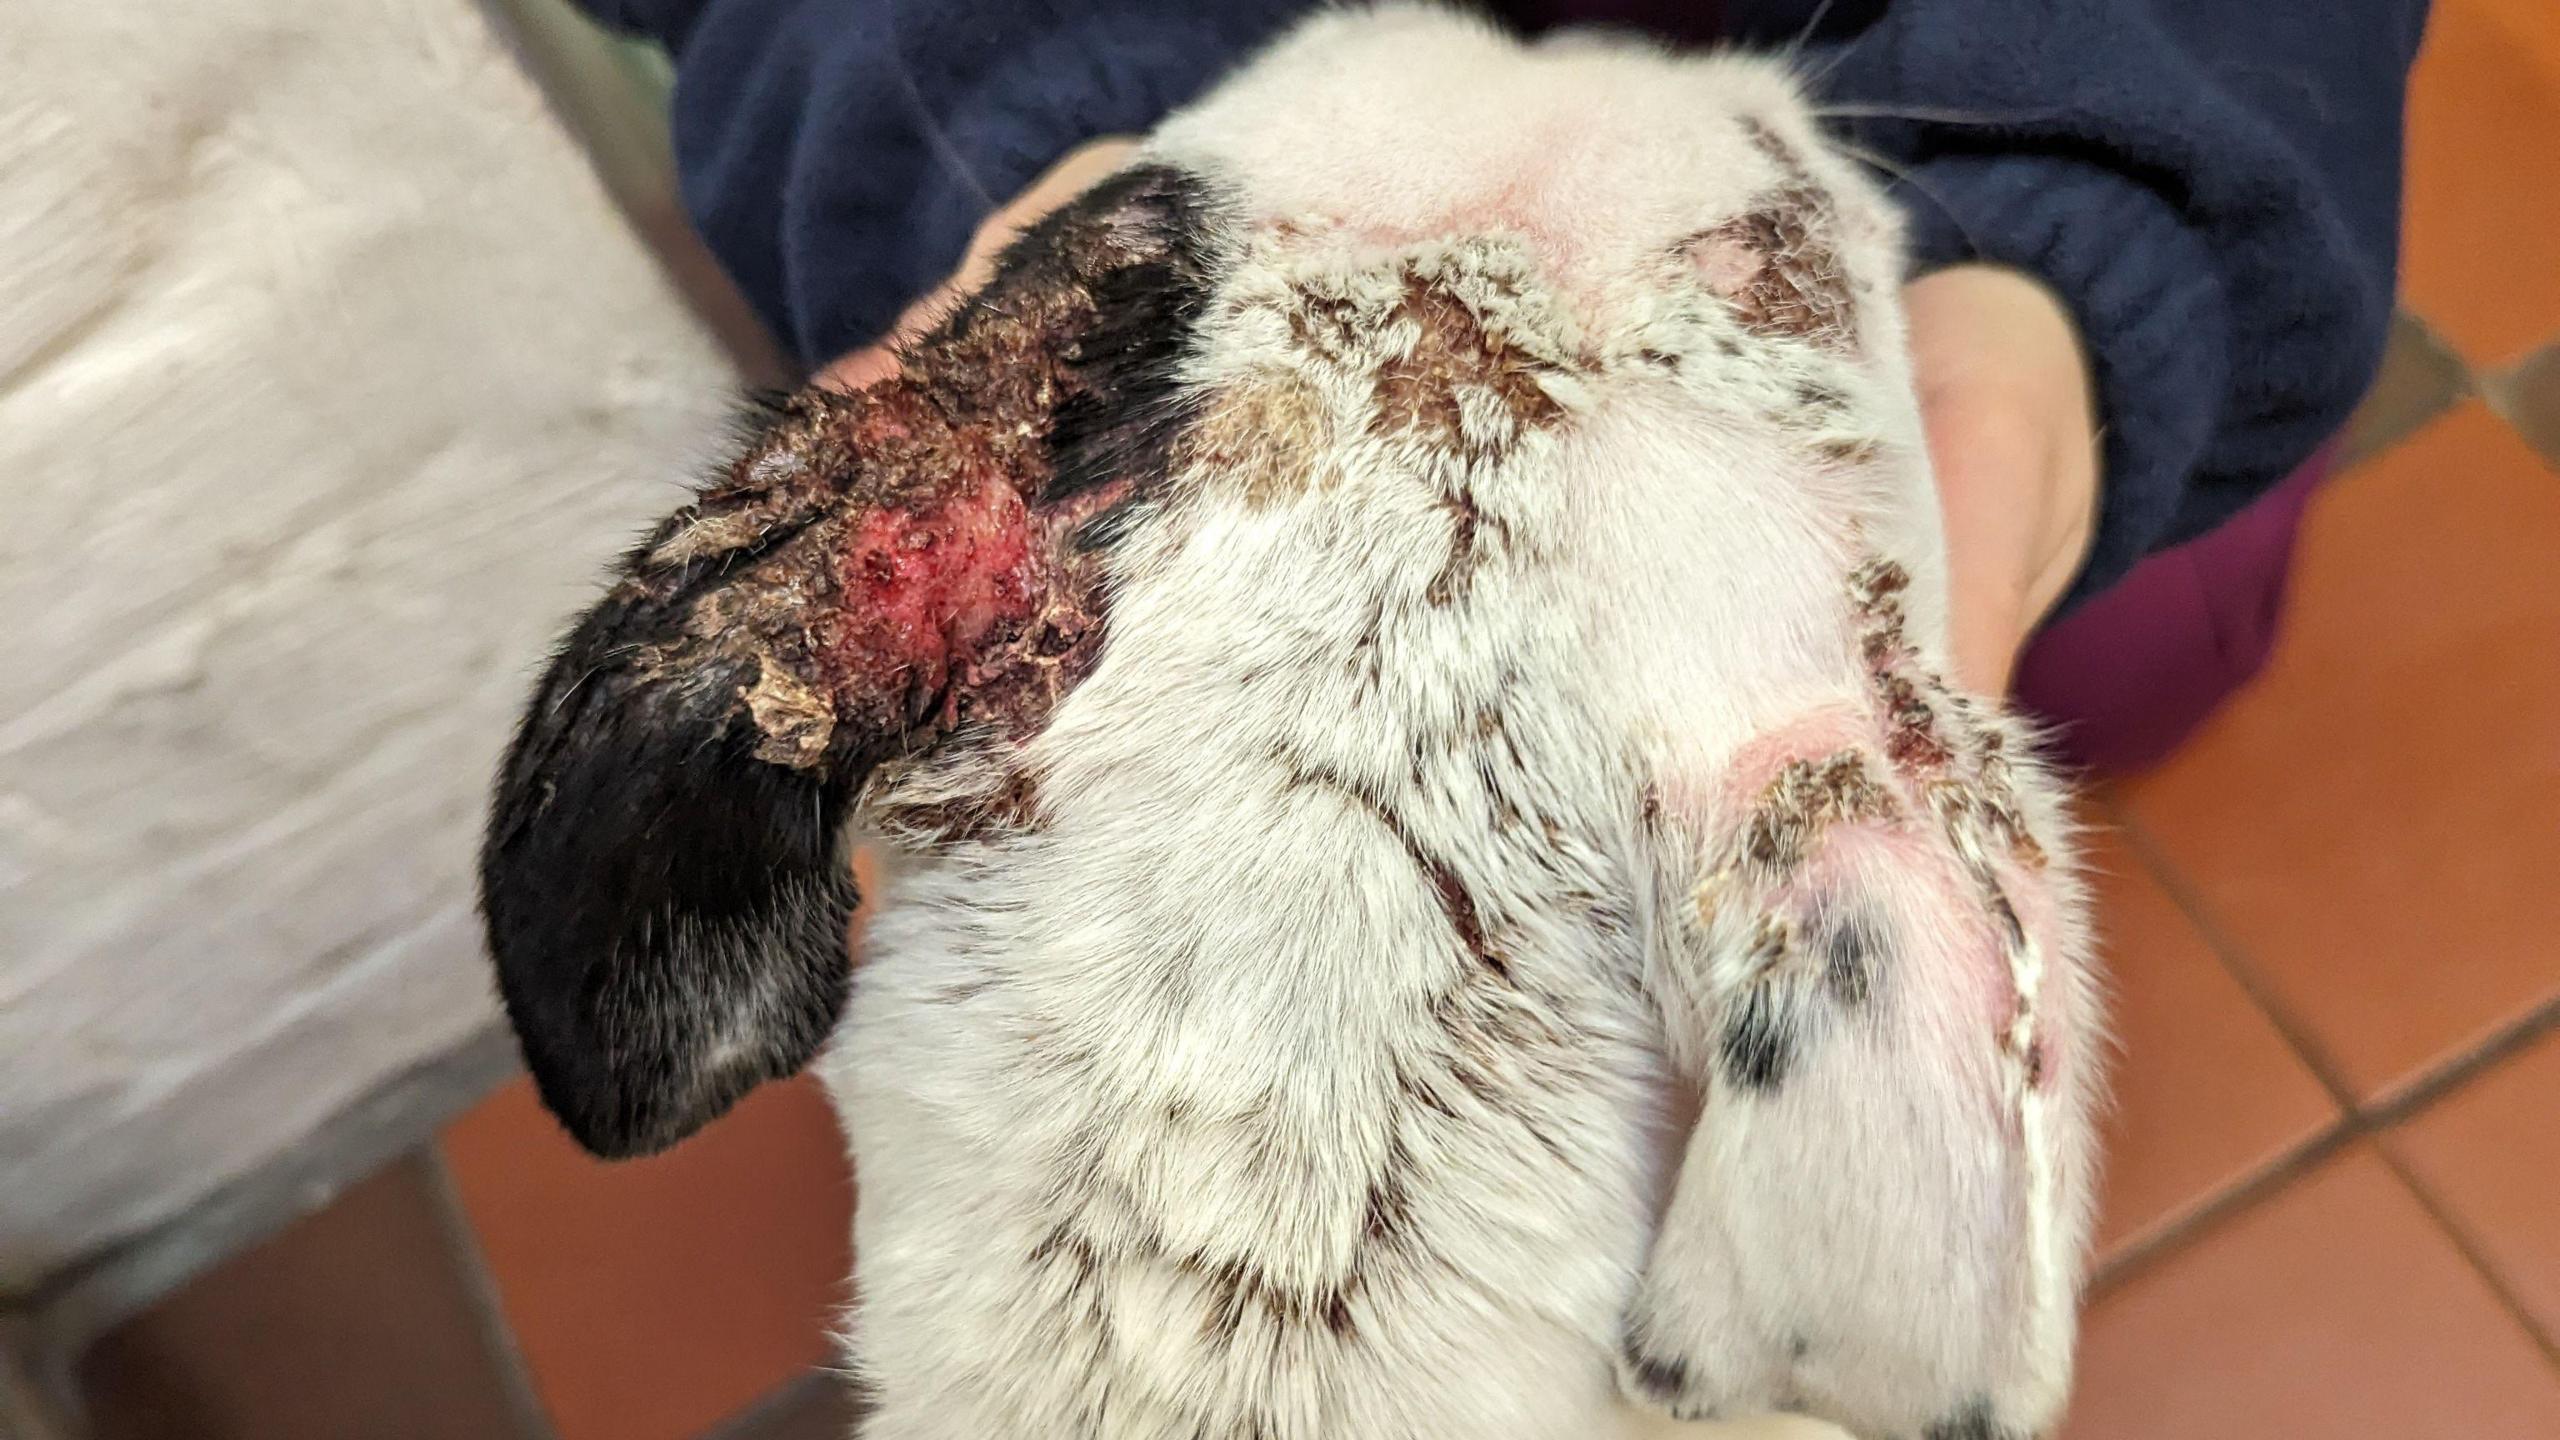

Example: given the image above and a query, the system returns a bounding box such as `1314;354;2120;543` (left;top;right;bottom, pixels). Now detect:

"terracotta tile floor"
432;6;2560;1434
441;1076;852;1440
2055;3;2560;1414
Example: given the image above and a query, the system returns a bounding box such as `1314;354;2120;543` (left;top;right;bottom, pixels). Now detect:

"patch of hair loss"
1687;117;1860;353
1179;374;1333;507
1270;241;1583;465
1688;195;1855;352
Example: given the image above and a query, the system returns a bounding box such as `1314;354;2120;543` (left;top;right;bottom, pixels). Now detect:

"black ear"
479;165;1224;1158
481;575;858;1159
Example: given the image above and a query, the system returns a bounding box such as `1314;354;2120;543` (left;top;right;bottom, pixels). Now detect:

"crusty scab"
642;164;1232;777
478;163;1232;1158
1849;555;2046;871
1261;239;1583;469
1687;118;1859;353
1368;269;1570;450
1691;196;1856;352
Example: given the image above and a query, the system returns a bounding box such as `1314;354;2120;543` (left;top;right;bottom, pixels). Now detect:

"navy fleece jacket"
573;0;2428;607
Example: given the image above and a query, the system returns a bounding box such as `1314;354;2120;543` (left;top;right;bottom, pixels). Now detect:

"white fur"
825;9;2100;1437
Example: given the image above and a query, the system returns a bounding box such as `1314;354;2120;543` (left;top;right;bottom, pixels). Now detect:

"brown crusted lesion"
1368;271;1567;452
1850;557;1956;780
1849;554;2046;872
605;168;1216;794
1695;117;1860;355
1693;749;1899;941
1689;191;1856;353
742;657;836;768
1271;249;1578;469
1736;751;1900;881
641;394;864;572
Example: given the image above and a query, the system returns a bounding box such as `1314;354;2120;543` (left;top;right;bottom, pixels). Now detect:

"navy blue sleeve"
571;0;1305;369
584;0;2427;610
1733;0;2430;607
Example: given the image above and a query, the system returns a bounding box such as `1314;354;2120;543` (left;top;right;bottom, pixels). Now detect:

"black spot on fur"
1720;983;1795;1091
1925;1397;2017;1440
1621;1345;1693;1405
1821;908;1883;1007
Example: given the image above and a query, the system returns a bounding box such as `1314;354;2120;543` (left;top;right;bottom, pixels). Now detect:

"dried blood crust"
618;165;1223;781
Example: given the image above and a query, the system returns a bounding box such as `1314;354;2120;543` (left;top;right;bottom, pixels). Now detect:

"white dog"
480;9;2102;1437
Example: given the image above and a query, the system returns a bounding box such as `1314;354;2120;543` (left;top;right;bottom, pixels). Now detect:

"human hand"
813;137;1144;394
1904;264;2101;694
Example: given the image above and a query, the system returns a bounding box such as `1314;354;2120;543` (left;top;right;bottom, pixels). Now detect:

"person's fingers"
945;137;1143;301
815;343;903;395
1932;400;2053;692
1903;265;2100;693
814;137;1142;396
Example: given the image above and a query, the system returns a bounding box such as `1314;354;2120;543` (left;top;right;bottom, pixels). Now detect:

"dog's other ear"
478;164;1225;1158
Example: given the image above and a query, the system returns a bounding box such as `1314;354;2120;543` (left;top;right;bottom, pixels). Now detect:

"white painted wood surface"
0;0;734;1291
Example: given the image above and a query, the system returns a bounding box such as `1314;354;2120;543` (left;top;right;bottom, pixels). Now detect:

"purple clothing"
2014;446;2336;776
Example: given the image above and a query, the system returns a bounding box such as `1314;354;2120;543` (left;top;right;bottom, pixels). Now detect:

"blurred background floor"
66;0;2560;1434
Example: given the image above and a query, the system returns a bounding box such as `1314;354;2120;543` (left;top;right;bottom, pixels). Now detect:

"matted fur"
484;8;2105;1438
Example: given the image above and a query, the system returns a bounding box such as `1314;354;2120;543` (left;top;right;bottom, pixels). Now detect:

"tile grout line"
2106;805;2560;1366
2371;1136;2560;1373
2085;1118;2359;1302
2105;803;2363;1099
2477;339;2560;480
420;1148;566;1440
2369;996;2560;1374
2338;309;2474;471
2363;993;2560;1131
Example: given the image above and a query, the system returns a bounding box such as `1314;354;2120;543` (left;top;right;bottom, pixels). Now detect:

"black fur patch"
1925;1397;2017;1440
1821;907;1883;1007
1033;168;1226;509
1621;1344;1694;1405
1720;981;1796;1091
